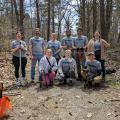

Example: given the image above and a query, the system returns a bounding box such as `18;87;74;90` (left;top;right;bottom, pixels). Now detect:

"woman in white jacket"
39;49;57;87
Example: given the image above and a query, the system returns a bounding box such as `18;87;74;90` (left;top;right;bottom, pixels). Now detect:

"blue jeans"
31;54;43;80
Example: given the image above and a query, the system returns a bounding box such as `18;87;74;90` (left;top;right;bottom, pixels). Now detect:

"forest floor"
1;48;120;120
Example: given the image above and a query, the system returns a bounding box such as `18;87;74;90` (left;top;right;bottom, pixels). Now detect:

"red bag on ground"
0;96;12;118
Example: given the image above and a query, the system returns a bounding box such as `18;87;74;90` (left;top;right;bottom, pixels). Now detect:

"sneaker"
21;78;28;86
16;78;22;86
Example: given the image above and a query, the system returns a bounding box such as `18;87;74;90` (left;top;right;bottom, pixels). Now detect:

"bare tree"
47;0;51;41
93;0;97;33
35;0;40;28
100;0;106;39
51;1;55;32
106;0;112;41
19;0;24;33
13;0;19;28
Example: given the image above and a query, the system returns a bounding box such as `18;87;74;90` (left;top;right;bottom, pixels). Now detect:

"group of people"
11;27;110;88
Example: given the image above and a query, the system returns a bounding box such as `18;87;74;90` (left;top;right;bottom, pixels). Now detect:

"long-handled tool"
19;41;22;85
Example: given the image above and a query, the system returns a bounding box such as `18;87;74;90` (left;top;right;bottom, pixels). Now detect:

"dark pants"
95;50;105;79
99;60;105;78
12;56;27;78
73;49;86;79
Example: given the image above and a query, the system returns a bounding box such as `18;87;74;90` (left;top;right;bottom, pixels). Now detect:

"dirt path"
5;80;120;120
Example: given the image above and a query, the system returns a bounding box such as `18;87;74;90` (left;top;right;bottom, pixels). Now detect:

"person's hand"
30;55;33;60
20;44;24;49
41;70;44;74
52;71;55;75
82;68;89;72
16;45;20;49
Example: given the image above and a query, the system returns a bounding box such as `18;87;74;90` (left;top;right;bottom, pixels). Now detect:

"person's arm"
42;39;46;54
11;41;20;53
11;46;19;53
52;58;58;71
86;39;94;53
102;39;110;48
29;39;33;59
73;59;78;78
84;36;88;49
54;41;62;55
61;39;67;49
72;38;77;49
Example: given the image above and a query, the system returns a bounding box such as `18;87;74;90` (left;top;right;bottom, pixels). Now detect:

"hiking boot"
68;79;73;86
64;78;67;84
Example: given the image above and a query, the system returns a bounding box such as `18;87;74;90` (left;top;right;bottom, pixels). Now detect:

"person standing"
87;31;110;81
11;32;27;86
61;29;74;52
29;28;45;83
47;33;61;63
73;27;88;80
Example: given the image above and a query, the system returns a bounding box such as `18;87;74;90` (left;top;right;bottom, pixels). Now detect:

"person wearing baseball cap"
81;51;102;88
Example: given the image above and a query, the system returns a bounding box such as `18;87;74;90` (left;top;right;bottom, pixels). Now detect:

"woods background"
0;0;120;52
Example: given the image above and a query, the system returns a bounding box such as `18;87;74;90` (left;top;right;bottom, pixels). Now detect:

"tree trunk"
86;1;91;39
81;0;86;33
13;0;20;29
51;1;55;33
106;0;112;41
93;0;97;33
10;0;14;38
47;0;51;41
19;0;24;33
100;0;106;39
35;0;40;28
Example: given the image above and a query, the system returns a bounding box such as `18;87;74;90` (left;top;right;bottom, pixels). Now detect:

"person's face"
77;30;83;36
35;29;40;36
88;54;95;61
66;31;71;37
51;34;57;41
65;50;71;58
46;50;52;57
16;33;22;40
94;32;100;38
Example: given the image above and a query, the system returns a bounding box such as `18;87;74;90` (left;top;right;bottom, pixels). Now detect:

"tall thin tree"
35;0;40;28
93;0;97;33
100;0;106;39
47;0;51;41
